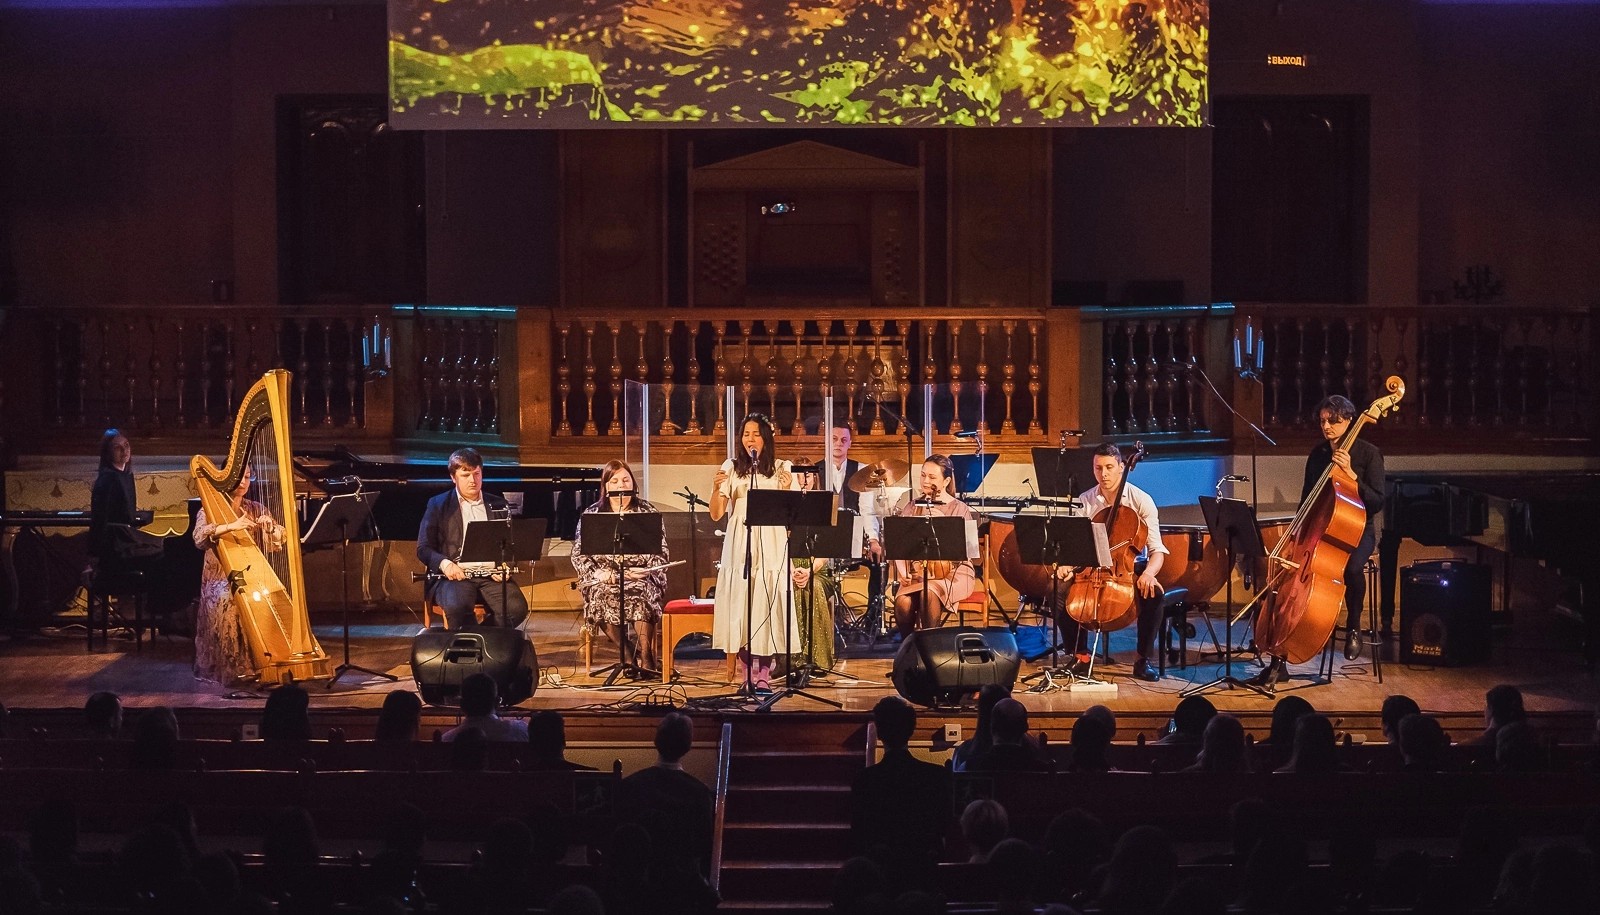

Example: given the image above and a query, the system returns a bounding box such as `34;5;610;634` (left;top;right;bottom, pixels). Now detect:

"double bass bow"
1253;377;1406;664
1063;441;1148;633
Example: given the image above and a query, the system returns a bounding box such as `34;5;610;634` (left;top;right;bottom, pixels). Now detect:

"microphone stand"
1191;363;1275;663
675;487;706;598
870;395;921;477
741;450;758;696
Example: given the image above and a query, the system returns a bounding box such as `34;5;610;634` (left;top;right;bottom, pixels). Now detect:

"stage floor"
2;601;1596;726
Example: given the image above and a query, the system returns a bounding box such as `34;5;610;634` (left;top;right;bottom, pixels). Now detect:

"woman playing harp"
190;370;330;688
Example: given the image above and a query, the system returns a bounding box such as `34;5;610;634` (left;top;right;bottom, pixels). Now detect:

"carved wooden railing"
1237;304;1597;443
391;305;518;448
541;309;1076;453
1079;304;1235;441
0;304;395;451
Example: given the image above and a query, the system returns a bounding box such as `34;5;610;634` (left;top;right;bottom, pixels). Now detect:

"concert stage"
2;604;1594;742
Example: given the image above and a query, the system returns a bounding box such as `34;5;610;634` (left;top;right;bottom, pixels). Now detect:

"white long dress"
712;458;803;657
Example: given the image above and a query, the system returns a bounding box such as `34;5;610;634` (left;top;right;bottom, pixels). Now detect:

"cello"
1254;377;1406;663
1063;441;1149;633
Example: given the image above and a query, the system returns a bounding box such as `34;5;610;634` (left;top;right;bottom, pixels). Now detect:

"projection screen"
389;0;1208;129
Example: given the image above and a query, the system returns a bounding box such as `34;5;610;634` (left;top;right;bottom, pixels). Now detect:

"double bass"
1063;442;1149;633
1254;377;1406;663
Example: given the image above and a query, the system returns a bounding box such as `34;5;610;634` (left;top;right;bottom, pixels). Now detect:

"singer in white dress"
709;414;802;693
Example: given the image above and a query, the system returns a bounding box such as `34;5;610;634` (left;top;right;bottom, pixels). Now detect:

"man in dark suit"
416;447;530;631
850;696;952;877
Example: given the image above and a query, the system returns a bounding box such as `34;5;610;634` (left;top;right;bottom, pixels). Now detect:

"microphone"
1059;429;1087;437
1221;474;1250;483
1021;477;1037;501
748;447;759;461
954;429;982;439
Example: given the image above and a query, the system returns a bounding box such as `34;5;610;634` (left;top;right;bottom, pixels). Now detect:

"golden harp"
190;370;330;685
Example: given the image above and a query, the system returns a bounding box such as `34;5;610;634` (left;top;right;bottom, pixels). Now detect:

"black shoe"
1131;659;1159;682
1344;630;1362;661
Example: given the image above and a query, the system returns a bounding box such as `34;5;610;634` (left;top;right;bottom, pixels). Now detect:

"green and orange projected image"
388;0;1208;128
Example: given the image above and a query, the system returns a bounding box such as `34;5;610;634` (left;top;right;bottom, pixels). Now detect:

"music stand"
789;509;864;687
1032;446;1096;502
1009;515;1112;690
460;516;546;633
747;488;840;711
577;511;664;685
1182;496;1273;698
883;513;972;646
950;453;999;499
304;491;397;689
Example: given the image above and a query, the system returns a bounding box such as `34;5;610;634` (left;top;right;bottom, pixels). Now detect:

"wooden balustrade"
544;309;1072;452
1238;304;1597;442
1079;304;1233;441
0;305;392;451
4;303;1587;462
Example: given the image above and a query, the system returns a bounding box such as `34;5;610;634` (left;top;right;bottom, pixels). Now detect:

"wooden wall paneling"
559;132;665;310
947;131;1052;307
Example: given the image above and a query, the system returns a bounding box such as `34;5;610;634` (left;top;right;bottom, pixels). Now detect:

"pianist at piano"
416;447;531;632
89;429;163;573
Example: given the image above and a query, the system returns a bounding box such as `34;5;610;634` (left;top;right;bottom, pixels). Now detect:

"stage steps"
715;722;869;913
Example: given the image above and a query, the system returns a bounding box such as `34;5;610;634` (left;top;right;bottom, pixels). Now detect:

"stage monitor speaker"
1400;560;1491;666
411;629;537;706
891;626;1019;708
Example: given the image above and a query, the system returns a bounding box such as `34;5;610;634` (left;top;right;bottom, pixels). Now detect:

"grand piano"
295;447;602;541
1382;471;1600;661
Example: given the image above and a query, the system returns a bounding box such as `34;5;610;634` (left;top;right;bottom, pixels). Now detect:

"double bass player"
1250;394;1387;686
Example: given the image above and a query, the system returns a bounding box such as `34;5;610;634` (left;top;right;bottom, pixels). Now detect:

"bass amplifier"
1400;560;1491;666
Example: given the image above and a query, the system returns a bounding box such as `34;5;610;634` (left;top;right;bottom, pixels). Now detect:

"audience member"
1465;683;1526;747
545;884;605;915
1380;693;1421;743
527;710;597;771
1082;703;1117;739
373;690;421;742
1097;825;1178;915
475;816;535;915
448;726;489;771
1156;695;1216;746
969;698;1049;772
130;705;179;770
260;683;312;741
1066;713;1114;773
1184;713;1248;773
1041;808;1110;904
1236;823;1311;914
850;697;953;890
959;799;1009;863
83;691;123;739
1495;719;1544;772
1526;842;1598;914
619;713;715;883
1398;713;1451;772
950;683;1008;772
442;674;528;742
1160;875;1229;915
1275;714;1339;774
987;838;1043;914
1262;694;1315;746
832;856;890;915
599;822;655;915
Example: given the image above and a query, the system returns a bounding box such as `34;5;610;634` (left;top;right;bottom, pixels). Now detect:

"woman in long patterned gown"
192;467;282;686
571;460;669;677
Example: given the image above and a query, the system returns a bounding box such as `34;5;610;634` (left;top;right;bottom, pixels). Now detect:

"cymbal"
847;458;911;493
